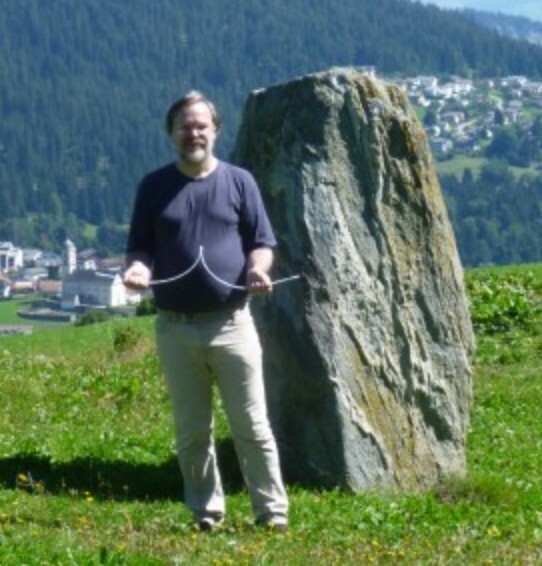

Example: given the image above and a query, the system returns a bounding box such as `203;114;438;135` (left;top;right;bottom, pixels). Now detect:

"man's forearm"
247;247;274;273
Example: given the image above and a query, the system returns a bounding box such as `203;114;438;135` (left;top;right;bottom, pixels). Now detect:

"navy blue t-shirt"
126;161;276;313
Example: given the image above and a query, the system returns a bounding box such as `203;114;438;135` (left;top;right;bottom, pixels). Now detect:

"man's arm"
246;247;274;295
124;176;155;291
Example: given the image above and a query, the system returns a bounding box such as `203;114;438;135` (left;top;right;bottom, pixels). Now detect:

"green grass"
1;266;542;564
0;297;35;326
82;222;98;240
435;155;538;181
435;155;486;180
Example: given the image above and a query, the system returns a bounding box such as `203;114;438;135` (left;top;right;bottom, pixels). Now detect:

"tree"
423;109;438;127
479;159;513;188
484;127;521;164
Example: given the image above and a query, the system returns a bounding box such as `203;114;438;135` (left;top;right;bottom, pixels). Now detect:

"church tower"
63;239;77;275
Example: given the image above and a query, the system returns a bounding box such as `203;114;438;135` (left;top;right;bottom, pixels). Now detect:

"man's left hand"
246;267;273;295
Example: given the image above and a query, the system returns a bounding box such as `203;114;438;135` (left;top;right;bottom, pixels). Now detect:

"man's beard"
182;146;207;164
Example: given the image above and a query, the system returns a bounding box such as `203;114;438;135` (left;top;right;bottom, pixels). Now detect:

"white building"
61;269;134;309
450;78;474;95
0;242;23;272
60;239;139;309
441;111;466;125
430;138;453;154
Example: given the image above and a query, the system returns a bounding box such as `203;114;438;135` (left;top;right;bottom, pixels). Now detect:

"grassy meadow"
1;264;542;565
435;156;539;181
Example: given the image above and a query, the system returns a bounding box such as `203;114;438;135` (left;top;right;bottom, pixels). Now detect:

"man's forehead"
176;102;213;121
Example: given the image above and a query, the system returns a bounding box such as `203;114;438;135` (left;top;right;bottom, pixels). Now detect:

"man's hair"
165;90;221;134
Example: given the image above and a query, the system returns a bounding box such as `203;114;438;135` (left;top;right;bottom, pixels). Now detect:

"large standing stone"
232;68;474;491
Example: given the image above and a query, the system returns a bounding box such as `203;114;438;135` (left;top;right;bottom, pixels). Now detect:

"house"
425;125;442;137
503;109;521;124
9;279;34;294
0;242;23;272
430;138;453;154
77;248;101;271
450;78;474;95
35;251;62;270
20;266;48;283
22;248;43;267
523;81;542;96
414;95;431;108
36;279;62;298
441;111;466;125
500;76;528;88
415;76;439;90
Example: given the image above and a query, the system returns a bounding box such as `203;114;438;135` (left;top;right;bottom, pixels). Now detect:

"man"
123;91;289;532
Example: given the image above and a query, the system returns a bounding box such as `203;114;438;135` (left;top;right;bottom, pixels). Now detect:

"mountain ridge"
464;9;542;45
416;0;542;23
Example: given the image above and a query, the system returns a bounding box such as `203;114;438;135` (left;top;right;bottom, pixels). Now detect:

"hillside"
465;9;542;45
3;0;542;258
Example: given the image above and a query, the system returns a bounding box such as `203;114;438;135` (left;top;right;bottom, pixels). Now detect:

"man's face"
171;101;218;166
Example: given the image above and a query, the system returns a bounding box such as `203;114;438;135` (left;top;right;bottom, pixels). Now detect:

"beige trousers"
155;304;288;523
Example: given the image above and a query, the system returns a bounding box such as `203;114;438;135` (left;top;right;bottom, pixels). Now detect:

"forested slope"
2;0;542;257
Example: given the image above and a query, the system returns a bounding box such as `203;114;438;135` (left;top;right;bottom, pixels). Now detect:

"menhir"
232;68;474;491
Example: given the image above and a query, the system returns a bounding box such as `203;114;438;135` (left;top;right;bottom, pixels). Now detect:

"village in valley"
0;239;142;334
2;71;542;332
395;72;542;158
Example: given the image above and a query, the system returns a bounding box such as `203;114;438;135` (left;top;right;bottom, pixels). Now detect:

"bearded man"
123;91;289;532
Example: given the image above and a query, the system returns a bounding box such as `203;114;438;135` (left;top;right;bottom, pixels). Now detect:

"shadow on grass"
0;438;245;501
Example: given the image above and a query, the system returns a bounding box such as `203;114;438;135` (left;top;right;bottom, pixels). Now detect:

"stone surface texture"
232;68;475;491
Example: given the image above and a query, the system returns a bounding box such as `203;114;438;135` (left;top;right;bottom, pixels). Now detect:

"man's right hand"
123;261;151;290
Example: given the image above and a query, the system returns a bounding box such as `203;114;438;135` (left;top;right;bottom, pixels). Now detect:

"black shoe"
197;517;224;532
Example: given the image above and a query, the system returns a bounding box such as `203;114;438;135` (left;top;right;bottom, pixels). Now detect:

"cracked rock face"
232;68;474;491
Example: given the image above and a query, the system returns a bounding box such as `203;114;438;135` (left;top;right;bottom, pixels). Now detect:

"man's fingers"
247;269;273;294
123;264;151;290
